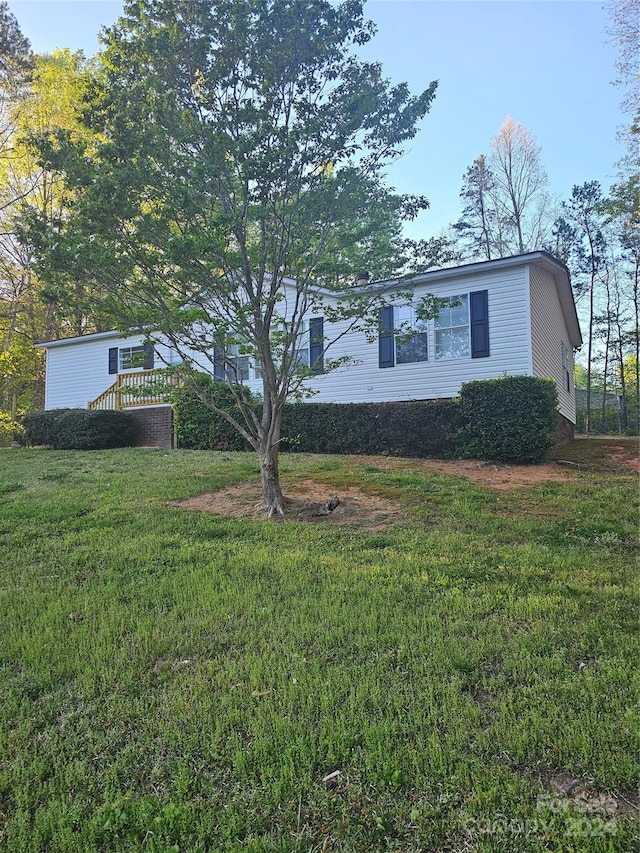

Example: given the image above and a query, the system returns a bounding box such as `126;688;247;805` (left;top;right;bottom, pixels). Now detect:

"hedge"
457;376;559;463
174;375;560;464
22;408;139;450
172;375;253;451
280;400;463;458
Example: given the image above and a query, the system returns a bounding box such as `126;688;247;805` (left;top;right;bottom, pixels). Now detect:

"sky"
6;0;626;240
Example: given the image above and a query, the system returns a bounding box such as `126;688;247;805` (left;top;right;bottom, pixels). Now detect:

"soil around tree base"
170;457;592;529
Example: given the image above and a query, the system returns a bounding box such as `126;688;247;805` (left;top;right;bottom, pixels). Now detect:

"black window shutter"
470;290;490;358
213;346;225;380
309;317;324;374
108;347;118;374
143;343;154;369
379;306;395;368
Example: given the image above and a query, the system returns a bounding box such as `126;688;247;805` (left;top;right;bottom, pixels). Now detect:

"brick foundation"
127;405;174;448
554;413;575;445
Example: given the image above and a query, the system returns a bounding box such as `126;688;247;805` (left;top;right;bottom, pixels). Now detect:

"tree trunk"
257;387;286;518
258;445;285;518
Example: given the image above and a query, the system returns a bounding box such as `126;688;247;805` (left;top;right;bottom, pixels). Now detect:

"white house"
35;252;582;444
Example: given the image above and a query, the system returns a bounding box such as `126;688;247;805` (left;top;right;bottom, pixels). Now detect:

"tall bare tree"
606;0;640;159
489;116;554;255
453;117;555;261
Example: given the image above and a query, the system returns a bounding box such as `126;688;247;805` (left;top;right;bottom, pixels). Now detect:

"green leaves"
28;0;438;511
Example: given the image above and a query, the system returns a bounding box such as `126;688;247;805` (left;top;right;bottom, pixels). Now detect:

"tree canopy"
453;117;555;261
26;0;437;512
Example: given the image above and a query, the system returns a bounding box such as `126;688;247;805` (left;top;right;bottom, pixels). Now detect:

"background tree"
555;182;609;433
0;0;32;86
0;0;33;427
452;154;497;260
453;117;555;261
0;49;91;424
490;116;554;254
27;0;436;514
605;174;640;429
606;0;639;162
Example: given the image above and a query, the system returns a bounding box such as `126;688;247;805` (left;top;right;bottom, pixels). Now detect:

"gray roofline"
34;329;134;349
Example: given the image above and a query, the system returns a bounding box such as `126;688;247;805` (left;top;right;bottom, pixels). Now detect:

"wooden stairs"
88;369;181;411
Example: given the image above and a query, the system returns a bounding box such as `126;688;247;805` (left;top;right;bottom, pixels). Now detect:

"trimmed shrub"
23;408;139;450
173;374;559;463
174;378;463;458
22;409;72;447
280;399;463;458
173;375;252;451
456;376;559;463
281;403;383;455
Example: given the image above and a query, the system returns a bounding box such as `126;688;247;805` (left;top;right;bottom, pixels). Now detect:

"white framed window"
226;343;251;382
294;323;310;369
119;345;146;370
435;295;470;360
395;304;428;364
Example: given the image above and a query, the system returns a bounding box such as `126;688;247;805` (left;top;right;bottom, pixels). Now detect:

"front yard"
0;441;637;851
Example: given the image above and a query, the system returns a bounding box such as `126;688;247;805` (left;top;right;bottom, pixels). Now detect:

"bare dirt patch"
172;478;407;530
172;443;638;526
362;457;575;490
605;446;640;473
170;458;580;528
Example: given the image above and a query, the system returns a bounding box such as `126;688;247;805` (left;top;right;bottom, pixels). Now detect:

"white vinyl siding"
43;333;145;410
303;266;530;403
38;257;578;416
529;265;576;423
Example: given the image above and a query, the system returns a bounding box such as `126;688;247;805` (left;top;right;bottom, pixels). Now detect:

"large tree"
453;117;555;261
27;0;436;515
452;154;497;260
606;0;639;162
554;182;609;433
0;49;92;422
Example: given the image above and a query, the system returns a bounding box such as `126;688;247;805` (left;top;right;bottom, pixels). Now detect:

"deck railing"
88;369;181;411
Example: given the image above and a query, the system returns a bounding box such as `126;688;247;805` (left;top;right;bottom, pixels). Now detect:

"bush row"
173;374;559;464
22;409;139;450
22;376;559;462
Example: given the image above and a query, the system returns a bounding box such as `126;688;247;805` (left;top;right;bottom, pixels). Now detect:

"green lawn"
0;444;637;852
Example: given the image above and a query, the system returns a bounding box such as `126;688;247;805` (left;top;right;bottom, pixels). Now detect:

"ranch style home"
35;251;582;447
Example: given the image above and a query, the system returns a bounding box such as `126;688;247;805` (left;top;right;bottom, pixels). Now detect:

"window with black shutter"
379;306;395;368
470;290;490;358
309;317;324;373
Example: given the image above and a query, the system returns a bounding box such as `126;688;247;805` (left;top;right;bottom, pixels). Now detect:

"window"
109;344;154;374
379;290;488;368
395;305;428;364
226;343;251;382
213;339;263;383
290;318;324;374
119;346;146;371
293;324;310;369
435;295;469;360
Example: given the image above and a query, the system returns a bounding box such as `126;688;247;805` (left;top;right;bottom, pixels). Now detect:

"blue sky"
7;0;625;239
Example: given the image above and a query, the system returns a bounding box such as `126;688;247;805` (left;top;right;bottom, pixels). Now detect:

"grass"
0;443;638;852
